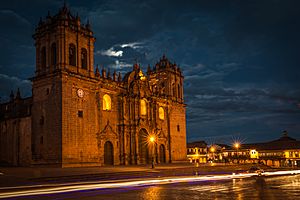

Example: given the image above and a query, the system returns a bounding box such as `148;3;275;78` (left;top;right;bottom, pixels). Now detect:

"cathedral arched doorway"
138;129;150;164
104;141;114;165
159;144;166;163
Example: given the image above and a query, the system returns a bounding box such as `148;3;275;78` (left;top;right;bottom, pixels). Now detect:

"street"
1;170;300;199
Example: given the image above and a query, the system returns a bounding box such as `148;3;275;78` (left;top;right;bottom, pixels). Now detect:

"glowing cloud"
98;47;123;57
120;42;142;49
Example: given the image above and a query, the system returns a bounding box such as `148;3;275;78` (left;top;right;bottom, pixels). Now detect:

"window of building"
31;144;35;154
177;124;180;132
41;46;46;69
78;110;83;118
51;43;57;66
159;107;164;120
172;83;176;97
39;116;44;125
69;43;76;66
178;84;181;98
140;99;147;115
103;94;111;111
81;48;87;69
40;136;43;144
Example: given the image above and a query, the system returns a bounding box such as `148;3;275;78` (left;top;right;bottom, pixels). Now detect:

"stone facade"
0;5;187;167
0;92;32;166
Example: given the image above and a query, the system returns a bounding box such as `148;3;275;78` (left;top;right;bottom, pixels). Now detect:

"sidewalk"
0;163;269;187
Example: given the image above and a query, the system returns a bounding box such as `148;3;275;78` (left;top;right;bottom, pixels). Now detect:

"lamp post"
234;142;240;164
149;136;156;169
210;146;215;162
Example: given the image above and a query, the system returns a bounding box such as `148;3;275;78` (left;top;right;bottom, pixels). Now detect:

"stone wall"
0;117;31;166
169;104;187;161
31;75;62;165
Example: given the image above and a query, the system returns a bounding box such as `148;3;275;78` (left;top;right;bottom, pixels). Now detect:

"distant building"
0;5;187;167
221;131;300;167
208;144;230;162
186;131;300;168
187;141;207;163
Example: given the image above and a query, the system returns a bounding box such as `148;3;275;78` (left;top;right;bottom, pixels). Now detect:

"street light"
149;135;156;169
210;146;215;162
234;142;240;164
234;142;240;149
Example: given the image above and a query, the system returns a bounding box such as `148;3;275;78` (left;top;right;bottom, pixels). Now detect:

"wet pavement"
1;163;298;199
2;174;300;199
0;163;264;187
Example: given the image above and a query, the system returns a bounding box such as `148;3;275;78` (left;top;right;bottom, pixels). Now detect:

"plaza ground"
0;162;277;188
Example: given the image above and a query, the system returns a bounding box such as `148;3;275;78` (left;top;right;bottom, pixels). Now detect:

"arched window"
172;83;176;97
103;94;111;111
81;48;87;69
159;107;164;120
69;43;76;66
140;99;147;115
41;46;46;69
51;43;57;67
178;84;181;98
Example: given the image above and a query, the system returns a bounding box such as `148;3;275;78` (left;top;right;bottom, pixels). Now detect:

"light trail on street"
0;170;300;199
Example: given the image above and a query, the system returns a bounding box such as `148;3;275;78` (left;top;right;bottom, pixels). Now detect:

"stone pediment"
157;129;167;141
96;120;118;140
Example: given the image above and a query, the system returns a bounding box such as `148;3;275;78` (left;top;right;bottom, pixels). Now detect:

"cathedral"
0;5;187;167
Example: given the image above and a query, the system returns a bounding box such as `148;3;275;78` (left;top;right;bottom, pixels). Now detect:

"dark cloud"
0;0;300;143
0;74;32;101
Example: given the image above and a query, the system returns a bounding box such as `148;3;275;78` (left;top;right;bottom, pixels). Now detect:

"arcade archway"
138;129;150;164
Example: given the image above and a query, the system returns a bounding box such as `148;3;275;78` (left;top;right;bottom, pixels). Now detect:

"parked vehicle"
247;166;264;176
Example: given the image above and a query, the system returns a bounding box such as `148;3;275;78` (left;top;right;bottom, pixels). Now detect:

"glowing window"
140;99;147;115
103;94;111;111
159;107;164;120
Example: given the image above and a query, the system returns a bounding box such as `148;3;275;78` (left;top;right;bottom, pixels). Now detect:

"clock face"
77;89;84;98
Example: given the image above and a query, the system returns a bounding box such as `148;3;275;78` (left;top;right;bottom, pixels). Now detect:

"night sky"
0;0;299;144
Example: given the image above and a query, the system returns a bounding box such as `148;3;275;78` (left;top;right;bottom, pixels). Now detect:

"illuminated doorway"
138;129;150;164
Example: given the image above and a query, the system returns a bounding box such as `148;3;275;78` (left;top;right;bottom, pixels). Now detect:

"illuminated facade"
186;131;300;168
187;141;207;163
220;131;300;167
0;6;187;167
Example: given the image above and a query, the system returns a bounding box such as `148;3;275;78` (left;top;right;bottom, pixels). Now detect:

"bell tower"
148;54;184;103
33;4;95;77
148;55;186;162
31;5;96;165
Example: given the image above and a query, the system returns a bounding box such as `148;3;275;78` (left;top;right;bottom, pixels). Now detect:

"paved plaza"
0;163;272;188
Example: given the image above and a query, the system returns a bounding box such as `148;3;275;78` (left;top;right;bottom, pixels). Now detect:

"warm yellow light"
210;147;215;152
140;99;147;115
103;94;111;111
149;136;155;143
159;107;164;120
139;70;146;81
234;143;240;149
